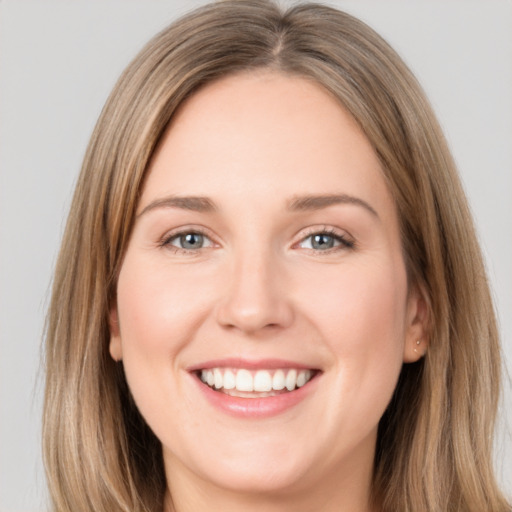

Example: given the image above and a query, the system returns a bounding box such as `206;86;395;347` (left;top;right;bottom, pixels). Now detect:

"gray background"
1;1;510;510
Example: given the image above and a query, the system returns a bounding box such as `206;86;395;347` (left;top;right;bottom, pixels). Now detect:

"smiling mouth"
197;368;318;398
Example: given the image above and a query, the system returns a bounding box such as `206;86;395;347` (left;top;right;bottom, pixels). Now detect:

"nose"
215;248;294;334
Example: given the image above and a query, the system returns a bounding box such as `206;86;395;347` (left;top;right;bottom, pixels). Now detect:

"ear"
403;284;429;363
108;303;123;362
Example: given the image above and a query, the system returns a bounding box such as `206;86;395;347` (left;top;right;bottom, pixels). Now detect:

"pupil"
181;233;203;249
312;234;333;250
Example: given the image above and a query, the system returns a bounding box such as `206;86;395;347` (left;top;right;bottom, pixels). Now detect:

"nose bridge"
216;241;293;333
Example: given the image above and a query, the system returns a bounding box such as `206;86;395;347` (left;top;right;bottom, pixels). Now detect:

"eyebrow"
137;193;378;218
137;195;216;217
287;194;378;218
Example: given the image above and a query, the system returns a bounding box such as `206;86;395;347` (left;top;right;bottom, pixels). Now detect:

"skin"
109;71;427;512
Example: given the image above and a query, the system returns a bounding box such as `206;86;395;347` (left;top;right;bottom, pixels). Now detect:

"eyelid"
293;225;355;252
157;224;354;254
159;225;219;252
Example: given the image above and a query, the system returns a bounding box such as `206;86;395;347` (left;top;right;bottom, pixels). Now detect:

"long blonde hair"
43;1;510;511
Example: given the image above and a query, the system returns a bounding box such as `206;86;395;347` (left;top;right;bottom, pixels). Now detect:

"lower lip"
192;374;319;418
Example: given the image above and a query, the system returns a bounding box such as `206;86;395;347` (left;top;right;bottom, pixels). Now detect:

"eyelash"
159;226;355;254
159;227;215;255
296;227;355;253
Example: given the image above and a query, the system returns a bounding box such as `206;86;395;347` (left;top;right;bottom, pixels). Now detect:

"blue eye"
299;231;353;251
165;232;213;251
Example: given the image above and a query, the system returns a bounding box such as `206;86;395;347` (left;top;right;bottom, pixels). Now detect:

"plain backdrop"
0;1;511;510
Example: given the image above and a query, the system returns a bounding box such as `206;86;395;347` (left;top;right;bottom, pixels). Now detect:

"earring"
414;339;421;353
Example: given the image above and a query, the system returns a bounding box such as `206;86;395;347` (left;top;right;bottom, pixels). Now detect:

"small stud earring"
414;339;421;353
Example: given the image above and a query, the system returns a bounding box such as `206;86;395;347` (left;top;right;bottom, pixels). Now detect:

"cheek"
116;257;213;355
300;256;408;412
303;257;408;351
114;257;210;417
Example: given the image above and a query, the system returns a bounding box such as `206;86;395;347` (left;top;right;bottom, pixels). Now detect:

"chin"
165;438;318;497
201;459;311;495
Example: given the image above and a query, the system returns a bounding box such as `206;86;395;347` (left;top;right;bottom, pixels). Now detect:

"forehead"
142;71;394;221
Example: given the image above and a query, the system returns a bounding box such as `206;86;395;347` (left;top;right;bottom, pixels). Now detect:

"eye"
163;231;214;252
298;230;354;252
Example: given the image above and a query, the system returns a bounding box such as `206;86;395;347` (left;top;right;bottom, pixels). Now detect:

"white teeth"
272;370;286;390
214;368;223;389
285;369;297;391
253;370;272;392
223;369;235;390
297;370;310;388
235;369;253;392
199;367;315;393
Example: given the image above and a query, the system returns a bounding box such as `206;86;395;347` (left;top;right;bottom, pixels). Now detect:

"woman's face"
110;72;425;500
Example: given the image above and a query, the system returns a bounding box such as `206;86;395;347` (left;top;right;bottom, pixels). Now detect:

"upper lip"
187;358;320;372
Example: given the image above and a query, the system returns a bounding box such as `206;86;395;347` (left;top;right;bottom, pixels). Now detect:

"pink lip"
187;357;317;372
188;360;321;419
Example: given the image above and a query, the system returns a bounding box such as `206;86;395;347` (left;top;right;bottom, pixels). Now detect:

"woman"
43;1;510;511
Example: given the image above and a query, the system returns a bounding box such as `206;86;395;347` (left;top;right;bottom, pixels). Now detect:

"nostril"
216;295;295;333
